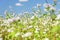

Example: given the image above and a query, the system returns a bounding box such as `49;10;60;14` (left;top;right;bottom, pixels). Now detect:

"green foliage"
0;1;60;40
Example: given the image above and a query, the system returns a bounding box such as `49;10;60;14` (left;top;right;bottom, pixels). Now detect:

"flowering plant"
0;0;60;40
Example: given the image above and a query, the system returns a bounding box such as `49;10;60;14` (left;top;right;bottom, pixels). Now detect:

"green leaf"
51;26;58;32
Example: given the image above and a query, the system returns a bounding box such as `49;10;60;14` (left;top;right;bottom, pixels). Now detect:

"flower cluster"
0;2;60;40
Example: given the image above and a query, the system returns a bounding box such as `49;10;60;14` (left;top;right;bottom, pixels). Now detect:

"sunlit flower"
3;16;20;24
23;20;27;24
33;38;36;40
50;6;55;11
35;30;39;33
31;16;35;19
37;4;41;7
43;3;50;8
56;33;59;36
7;29;11;32
44;9;48;12
0;38;3;40
0;34;2;37
56;14;60;19
42;20;47;26
44;28;49;32
15;32;20;37
43;31;46;34
44;38;49;40
22;32;32;38
28;25;33;29
10;17;20;21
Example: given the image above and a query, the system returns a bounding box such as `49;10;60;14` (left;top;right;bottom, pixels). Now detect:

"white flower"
37;4;41;7
35;30;39;33
56;14;60;19
33;38;36;40
3;16;20;24
54;21;59;25
2;30;5;32
15;32;20;37
28;26;33;29
43;31;46;34
50;6;55;11
44;29;48;32
43;3;50;8
44;38;49;40
22;32;32;38
56;33;59;36
44;9;48;12
7;29;11;32
23;20;27;24
31;16;35;19
7;19;13;23
42;21;47;26
7;28;14;32
11;17;20;21
0;34;2;37
0;38;3;40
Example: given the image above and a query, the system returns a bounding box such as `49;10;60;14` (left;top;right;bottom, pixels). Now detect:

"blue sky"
0;0;60;16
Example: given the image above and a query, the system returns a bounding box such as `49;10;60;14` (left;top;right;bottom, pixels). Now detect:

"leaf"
51;13;56;20
51;26;58;33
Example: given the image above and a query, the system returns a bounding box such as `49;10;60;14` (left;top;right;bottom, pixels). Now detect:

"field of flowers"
0;0;60;40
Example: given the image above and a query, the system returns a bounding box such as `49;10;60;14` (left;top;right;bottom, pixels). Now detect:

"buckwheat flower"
22;32;32;38
56;33;59;36
43;3;50;8
15;17;20;20
44;38;49;40
15;32;20;37
31;16;35;19
43;31;46;34
8;18;14;22
0;38;3;40
37;4;41;7
3;20;9;24
2;30;5;32
44;9;47;11
0;34;2;37
3;18;14;24
33;38;36;40
10;17;17;21
7;29;11;32
42;21;47;26
35;30;39;33
23;25;33;30
44;29;48;32
50;6;55;11
35;26;39;31
23;20;27;24
53;21;59;26
28;25;33;29
56;14;60;19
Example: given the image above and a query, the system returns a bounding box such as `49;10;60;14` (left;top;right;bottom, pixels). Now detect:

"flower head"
15;32;20;37
22;32;32;38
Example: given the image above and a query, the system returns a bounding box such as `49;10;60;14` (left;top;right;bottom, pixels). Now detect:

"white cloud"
16;3;23;6
19;0;28;2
